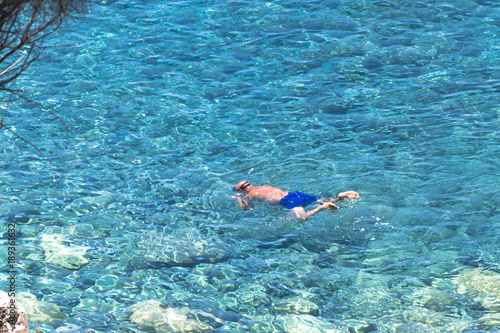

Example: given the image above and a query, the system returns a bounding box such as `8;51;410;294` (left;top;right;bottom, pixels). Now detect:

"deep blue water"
1;0;500;332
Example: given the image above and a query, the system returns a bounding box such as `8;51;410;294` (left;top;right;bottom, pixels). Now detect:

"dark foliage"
0;0;88;100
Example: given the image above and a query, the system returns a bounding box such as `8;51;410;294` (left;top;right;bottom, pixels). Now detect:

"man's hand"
323;202;339;209
234;196;252;210
337;191;360;200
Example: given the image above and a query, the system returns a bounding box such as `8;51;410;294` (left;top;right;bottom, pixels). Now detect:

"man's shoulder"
256;185;276;189
253;185;283;193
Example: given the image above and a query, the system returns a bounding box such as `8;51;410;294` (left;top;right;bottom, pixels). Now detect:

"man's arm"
233;195;253;210
292;202;339;222
337;191;359;200
293;191;359;222
320;191;359;204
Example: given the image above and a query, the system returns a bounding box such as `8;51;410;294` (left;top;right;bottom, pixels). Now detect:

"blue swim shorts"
280;192;321;210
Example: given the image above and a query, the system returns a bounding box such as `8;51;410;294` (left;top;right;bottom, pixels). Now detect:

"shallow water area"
1;0;500;332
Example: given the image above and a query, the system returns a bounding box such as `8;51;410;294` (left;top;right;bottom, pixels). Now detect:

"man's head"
233;180;252;192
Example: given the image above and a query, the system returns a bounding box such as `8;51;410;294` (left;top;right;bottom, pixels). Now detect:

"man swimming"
233;180;359;221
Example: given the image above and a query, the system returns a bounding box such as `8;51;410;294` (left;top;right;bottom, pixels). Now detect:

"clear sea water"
1;0;500;332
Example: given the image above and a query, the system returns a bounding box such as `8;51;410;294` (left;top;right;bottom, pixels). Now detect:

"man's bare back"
244;185;288;206
233;180;359;221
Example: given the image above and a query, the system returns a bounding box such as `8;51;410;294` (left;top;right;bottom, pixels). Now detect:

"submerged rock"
215;279;241;293
135;230;230;268
237;284;270;307
95;274;119;292
322;103;349;115
184;297;242;323
277;314;342;333
273;297;319;315
15;292;68;327
40;234;90;270
453;268;500;328
129;300;213;332
474;312;500;330
0;290;29;333
346;320;377;333
453;268;500;311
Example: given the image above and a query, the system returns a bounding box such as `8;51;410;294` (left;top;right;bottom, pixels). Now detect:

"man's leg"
290;207;308;220
290;202;338;221
320;191;360;204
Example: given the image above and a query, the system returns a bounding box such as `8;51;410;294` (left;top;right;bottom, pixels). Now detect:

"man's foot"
323;202;339;210
338;191;359;200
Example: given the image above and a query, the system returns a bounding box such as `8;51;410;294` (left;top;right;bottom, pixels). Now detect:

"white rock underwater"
39;234;90;270
453;268;500;328
0;290;29;333
129;300;213;332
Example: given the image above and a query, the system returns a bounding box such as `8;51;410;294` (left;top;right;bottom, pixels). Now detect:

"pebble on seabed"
273;297;319;315
277;314;343;333
40;234;90;270
14;292;68;328
129;300;213;332
0;290;29;333
453;268;500;328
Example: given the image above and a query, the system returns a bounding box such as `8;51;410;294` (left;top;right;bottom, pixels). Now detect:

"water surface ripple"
1;0;500;332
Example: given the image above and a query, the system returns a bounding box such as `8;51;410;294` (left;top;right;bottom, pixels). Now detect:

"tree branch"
0;0;88;151
0;55;24;77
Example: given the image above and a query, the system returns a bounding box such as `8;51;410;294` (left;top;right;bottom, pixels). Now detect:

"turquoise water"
1;0;500;332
